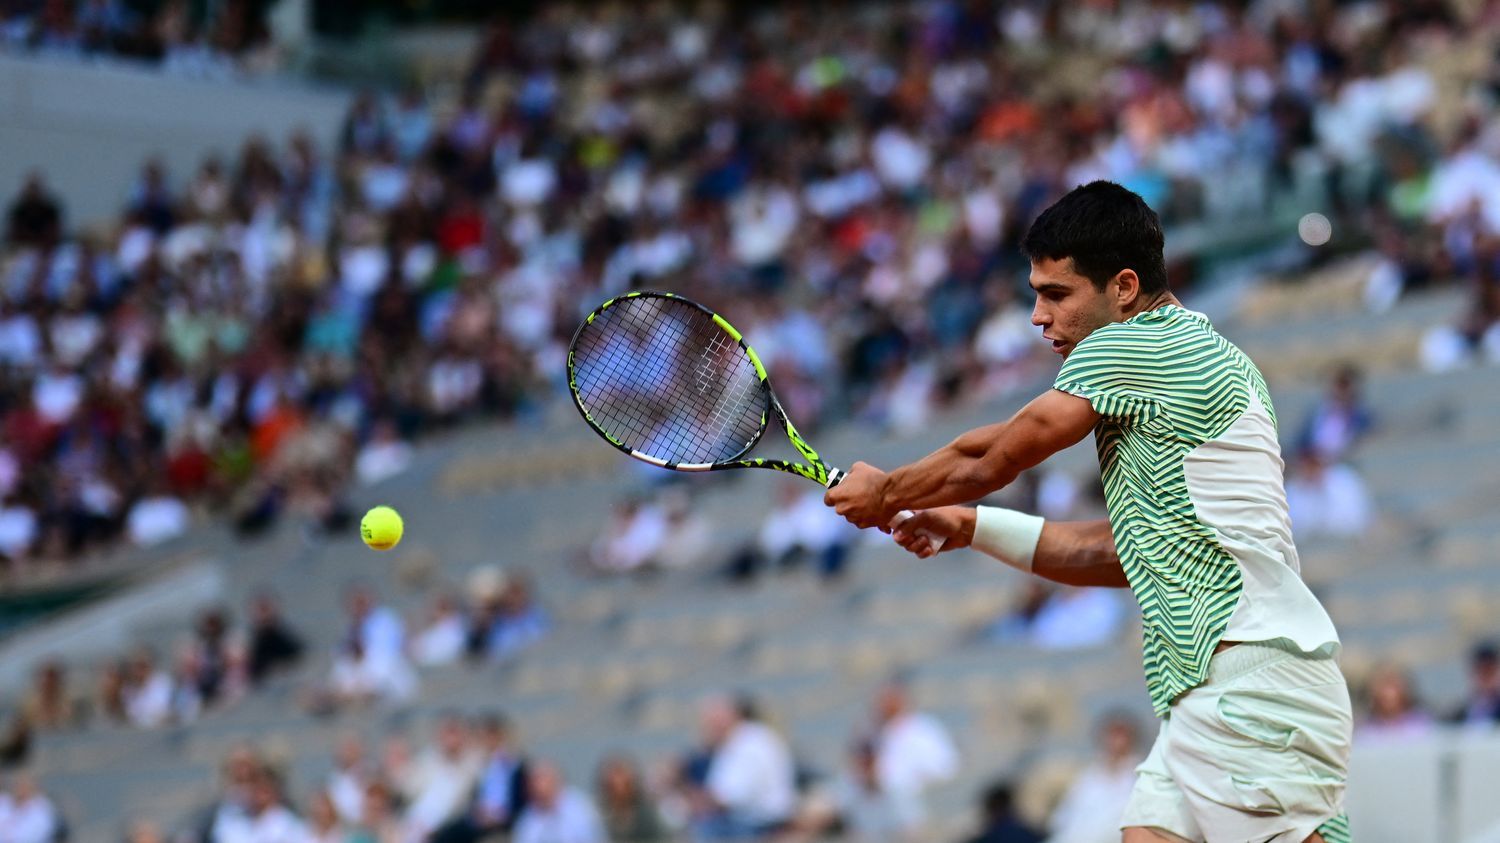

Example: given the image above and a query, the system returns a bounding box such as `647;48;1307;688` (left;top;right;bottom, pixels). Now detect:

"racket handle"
890;510;948;553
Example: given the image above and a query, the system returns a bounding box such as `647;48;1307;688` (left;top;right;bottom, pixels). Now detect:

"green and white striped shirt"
1054;305;1340;715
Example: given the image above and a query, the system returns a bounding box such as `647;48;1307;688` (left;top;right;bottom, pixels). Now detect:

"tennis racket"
566;290;942;548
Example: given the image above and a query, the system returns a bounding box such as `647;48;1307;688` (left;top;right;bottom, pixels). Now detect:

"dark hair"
477;711;512;734
980;780;1017;819
733;692;760;722
1021;180;1168;296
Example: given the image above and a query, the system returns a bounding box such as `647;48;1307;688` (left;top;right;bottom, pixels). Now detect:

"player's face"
1028;258;1121;358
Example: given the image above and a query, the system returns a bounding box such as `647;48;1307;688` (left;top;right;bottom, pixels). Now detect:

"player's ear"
1112;268;1141;310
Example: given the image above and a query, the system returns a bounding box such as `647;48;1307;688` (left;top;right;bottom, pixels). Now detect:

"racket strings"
697;331;759;447
572;297;766;465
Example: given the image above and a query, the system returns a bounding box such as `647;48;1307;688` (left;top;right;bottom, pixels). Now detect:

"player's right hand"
891;507;975;559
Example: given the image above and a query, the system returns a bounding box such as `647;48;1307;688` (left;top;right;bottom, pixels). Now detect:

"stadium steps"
1233;257;1382;327
1227;286;1467;383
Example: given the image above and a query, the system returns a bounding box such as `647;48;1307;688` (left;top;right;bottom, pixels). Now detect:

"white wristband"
972;506;1045;573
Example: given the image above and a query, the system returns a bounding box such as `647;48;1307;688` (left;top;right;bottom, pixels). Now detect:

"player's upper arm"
966;387;1098;486
991;389;1100;477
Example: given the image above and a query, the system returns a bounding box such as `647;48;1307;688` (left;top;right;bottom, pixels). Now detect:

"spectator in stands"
1450;641;1500;728
4;173;61;249
304;790;347;843
1285;448;1374;541
462;566;506;660
317;636;418;711
349;779;409;843
212;766;307;843
0;492;39;563
983;582;1124;650
191;607;232;704
654;492;714;572
983;581;1055;643
246;591;304;685
1027;587;1127;651
595;754;667;843
512;761;606;843
0;660;83;764
1043;711;1143;843
122;646;174;729
166;642;204;725
0;771;60;843
728;482;858;582
343;584;405;666
795;739;916;842
354;419;413;487
18;661;83;732
590;496;669;574
867;677;958;836
433;712;530;843
1357;663;1436;743
124;477;191;547
1298;366;1375;463
193;744;261;843
410;591;468;667
95;661;127;725
403;714;484;839
961;781;1042;843
0;720;26;770
486;573;549;661
327;734;371;827
688;694;796;840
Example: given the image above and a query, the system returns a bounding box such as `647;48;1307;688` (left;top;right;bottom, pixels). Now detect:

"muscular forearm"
831;391;1098;531
1031;519;1128;588
881;422;1030;511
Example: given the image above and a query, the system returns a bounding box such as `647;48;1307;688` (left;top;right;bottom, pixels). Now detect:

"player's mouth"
1046;336;1069;354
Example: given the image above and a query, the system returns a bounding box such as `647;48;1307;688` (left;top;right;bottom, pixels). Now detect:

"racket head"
567;291;773;470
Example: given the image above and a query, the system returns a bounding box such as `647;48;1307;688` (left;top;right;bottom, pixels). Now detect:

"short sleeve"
1052;324;1162;425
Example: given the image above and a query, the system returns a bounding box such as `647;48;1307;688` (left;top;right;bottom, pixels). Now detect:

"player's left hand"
824;461;897;530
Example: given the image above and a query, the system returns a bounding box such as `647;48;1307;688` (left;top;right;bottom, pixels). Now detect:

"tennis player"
825;181;1351;843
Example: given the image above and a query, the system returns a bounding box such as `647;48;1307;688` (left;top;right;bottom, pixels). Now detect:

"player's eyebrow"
1030;281;1070;294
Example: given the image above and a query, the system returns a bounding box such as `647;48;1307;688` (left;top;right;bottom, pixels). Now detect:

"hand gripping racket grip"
825;469;947;553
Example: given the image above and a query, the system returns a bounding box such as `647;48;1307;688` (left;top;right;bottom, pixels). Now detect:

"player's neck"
1123;292;1182;321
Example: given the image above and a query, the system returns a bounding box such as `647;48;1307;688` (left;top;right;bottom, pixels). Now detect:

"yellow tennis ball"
360;506;403;551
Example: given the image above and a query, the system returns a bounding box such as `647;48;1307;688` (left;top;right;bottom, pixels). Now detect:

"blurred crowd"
0;0;274;77
97;678;964;843
0;590;306;746
1352;640;1500;745
0;568;549;777
0;634;1479;843
7;0;1496;570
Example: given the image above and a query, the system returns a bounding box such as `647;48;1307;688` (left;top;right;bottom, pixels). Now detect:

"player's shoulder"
1069;313;1161;357
1076;305;1214;353
1061;308;1225;387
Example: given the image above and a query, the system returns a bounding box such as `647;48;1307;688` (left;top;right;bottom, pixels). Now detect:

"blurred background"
0;1;1499;842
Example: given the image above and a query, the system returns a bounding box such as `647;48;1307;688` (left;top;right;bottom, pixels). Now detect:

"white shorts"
1120;640;1353;843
